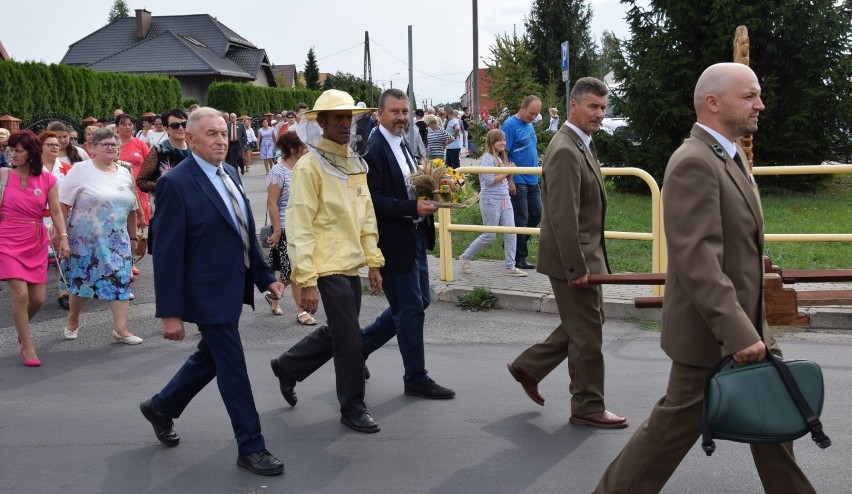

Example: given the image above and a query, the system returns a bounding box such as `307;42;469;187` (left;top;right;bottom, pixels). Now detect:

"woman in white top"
38;131;73;309
242;116;257;174
59;128;142;345
144;116;167;147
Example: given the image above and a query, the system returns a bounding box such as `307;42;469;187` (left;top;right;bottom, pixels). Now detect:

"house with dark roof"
271;64;296;88
61;9;275;105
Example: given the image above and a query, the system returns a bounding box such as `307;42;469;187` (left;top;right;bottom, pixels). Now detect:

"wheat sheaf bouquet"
409;158;479;209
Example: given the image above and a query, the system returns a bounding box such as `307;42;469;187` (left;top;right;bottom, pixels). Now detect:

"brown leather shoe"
507;362;544;406
569;410;628;429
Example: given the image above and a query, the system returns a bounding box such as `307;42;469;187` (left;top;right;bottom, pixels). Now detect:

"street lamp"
389;72;401;89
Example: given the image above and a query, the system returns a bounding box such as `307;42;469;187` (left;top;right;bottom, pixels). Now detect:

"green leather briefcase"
701;349;830;456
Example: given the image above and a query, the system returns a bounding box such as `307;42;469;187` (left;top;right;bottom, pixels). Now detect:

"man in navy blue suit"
360;89;455;399
139;107;286;476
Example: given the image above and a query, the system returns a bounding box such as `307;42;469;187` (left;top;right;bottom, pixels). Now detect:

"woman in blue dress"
258;118;275;174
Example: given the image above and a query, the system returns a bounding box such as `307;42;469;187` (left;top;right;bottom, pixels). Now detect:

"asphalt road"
2;266;851;493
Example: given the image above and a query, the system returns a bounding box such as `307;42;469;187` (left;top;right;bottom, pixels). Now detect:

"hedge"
0;60;181;122
206;82;321;116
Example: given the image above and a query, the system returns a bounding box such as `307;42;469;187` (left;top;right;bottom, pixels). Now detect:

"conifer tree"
303;48;321;91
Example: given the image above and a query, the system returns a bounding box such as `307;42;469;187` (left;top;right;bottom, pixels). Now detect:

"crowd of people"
0;63;819;490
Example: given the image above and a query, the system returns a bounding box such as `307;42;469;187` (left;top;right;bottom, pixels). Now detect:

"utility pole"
363;31;373;106
472;0;479;122
408;26;416;149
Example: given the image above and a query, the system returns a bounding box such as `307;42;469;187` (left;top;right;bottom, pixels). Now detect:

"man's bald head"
693;63;764;141
694;63;754;113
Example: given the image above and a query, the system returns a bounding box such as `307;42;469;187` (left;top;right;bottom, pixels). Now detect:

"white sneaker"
505;267;528;277
459;256;472;274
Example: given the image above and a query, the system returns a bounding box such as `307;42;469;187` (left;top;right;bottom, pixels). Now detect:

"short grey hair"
187;106;225;132
570;77;608;103
378;88;407;109
91;127;118;146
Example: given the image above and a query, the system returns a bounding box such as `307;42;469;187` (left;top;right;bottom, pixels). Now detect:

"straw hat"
304;89;374;119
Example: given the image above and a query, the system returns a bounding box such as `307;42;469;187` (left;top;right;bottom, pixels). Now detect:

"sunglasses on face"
168;121;187;129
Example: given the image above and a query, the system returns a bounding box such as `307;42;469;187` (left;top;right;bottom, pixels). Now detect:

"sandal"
296;311;318;326
264;293;283;316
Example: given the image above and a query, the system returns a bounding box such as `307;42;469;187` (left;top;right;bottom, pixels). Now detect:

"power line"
370;39;465;84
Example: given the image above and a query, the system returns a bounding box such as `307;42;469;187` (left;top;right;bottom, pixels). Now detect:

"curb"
360;274;848;330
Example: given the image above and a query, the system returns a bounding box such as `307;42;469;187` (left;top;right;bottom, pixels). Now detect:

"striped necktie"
216;166;250;267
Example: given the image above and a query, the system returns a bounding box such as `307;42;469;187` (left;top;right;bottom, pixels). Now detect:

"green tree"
107;0;130;24
610;0;852;191
524;0;600;101
303;48;320;91
322;71;382;104
485;32;542;114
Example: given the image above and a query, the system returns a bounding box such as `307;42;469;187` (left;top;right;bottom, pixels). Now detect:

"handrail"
439;166;663;295
437;163;852;290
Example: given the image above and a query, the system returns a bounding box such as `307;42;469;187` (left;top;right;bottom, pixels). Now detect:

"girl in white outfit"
459;129;527;277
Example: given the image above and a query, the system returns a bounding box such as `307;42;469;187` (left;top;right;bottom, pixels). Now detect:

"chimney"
135;9;152;40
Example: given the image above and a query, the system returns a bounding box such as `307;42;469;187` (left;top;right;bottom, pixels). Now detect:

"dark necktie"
589;140;599;163
733;153;749;178
400;141;415;172
216;166;250;267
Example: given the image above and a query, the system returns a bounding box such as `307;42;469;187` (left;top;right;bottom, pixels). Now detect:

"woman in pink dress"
116;114;150;225
0;130;70;367
116;114;149;277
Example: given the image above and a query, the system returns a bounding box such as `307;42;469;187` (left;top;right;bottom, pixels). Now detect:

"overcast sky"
3;0;634;104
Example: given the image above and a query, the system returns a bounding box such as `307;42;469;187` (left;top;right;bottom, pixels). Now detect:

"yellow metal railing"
437;166;663;294
436;163;852;292
753;165;852;243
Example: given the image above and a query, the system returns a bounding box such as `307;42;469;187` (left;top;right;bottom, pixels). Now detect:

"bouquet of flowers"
409;158;479;209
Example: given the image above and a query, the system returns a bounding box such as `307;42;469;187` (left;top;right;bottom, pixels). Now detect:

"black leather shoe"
140;399;180;447
364;365;370;381
237;449;284;476
404;379;456;399
270;358;297;406
515;260;536;270
340;411;380;433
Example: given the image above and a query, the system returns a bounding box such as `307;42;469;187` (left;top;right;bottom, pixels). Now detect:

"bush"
0;60;181;122
206;82;322;115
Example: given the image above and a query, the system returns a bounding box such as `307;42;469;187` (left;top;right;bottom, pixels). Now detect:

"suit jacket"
365;129;435;273
660;124;776;368
536;125;610;281
227;121;247;147
152;154;274;325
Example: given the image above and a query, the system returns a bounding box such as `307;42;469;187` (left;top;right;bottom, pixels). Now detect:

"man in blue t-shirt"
503;95;542;269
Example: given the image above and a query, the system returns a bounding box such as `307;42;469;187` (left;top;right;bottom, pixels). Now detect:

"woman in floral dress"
59;128;143;345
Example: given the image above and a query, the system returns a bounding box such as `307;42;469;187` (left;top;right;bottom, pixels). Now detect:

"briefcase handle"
701;348;831;456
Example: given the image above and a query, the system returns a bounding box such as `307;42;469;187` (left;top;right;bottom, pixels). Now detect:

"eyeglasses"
45;143;62;149
168;121;187;129
98;143;119;149
153;122;163;127
69;137;78;142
